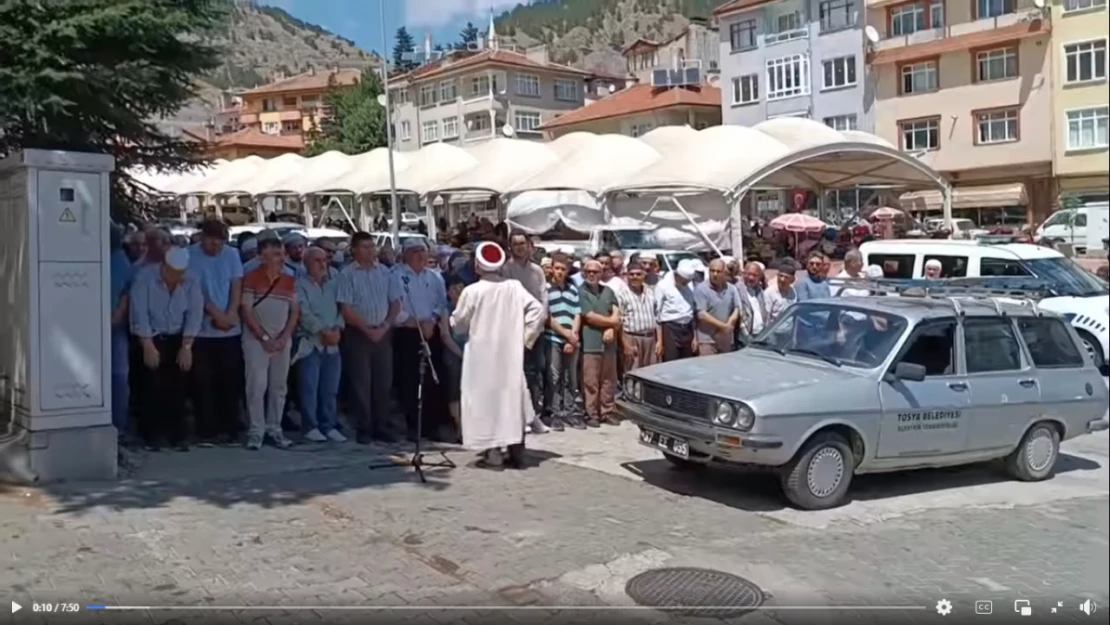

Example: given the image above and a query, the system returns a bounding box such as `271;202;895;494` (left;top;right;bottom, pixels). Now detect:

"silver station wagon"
618;283;1109;510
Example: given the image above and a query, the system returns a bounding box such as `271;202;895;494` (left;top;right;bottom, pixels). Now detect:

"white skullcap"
165;246;190;271
475;241;507;273
402;237;426;251
240;238;258;254
925;259;942;269
558;245;576;255
689;259;707;274
540;257;552;267
675;259;697;280
573;260;581;269
866;265;884;278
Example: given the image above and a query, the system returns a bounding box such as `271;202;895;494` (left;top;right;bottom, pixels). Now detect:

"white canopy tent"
373;143;476;195
636;125;700;153
313;148;411;194
155;159;229;195
428;139;559;196
185;155;266;196
267;151;355;196
238;153;308;196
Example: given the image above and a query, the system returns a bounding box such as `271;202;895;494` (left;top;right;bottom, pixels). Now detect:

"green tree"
303;70;386;157
392;26;416;70
0;0;224;221
457;21;480;49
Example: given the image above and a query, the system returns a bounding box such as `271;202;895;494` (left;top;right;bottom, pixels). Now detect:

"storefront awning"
900;182;1028;212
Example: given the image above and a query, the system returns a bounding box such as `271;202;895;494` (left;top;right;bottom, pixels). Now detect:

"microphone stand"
368;273;456;483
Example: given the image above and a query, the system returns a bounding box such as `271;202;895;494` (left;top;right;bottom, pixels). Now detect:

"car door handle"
1018;379;1037;388
948;382;968;391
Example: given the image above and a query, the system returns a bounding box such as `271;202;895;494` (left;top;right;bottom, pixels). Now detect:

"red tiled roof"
539;84;720;130
714;0;778;17
396;49;590;82
242;68;362;96
212;128;304;150
623;38;661;54
871;19;1049;65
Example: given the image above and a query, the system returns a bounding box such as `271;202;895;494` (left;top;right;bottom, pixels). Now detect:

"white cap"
475;241;507;273
866;265;884;278
689;259;707;274
540;257;552;267
402;237;426;251
240;238;258;254
165;246;190;271
675;259;697;280
558;245;576;255
925;258;942;269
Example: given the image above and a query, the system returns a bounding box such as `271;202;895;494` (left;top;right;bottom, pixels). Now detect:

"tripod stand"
368;280;456;483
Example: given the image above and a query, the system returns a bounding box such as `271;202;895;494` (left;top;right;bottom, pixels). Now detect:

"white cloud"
402;0;522;29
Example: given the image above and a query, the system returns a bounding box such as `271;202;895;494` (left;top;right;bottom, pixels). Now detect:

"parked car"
861;239;1109;372
618;288;1108;510
1035;204;1110;255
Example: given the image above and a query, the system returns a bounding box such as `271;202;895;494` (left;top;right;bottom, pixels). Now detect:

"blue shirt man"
794;253;832;302
188;239;244;338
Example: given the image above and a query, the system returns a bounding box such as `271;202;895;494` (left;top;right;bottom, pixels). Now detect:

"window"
890;4;925;36
822;56;857;89
901;61;938;94
391;89;409;104
900;118;939;151
729;19;756;51
442;116;459;139
818;0;855;32
766;54;811;100
766;6;807;43
980;257;1031;277
1019;318;1086;368
930;0;945;26
1064;40;1107;83
630;123;655;137
281;120;300;132
419;84;436;107
731;74;759;105
1075;212;1088;227
1066;106;1109;151
869;253;916;278
824;114;858;131
964;319;1023;373
897;320;957;377
421;120;439;143
262;121;280;135
470;114;491;132
976;109;1019;144
399;120;411;141
977;47;1017;81
262;99;278;112
976;0;1014;19
514;110;542;133
439;80;457;102
923;255;968;277
470;75;488;97
1064;0;1107;11
554;78;579;101
515;73;540;97
282;96;297;107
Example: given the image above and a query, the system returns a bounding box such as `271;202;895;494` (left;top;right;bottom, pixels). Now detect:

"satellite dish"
466;119;473;130
375;94;387;107
501;124;515;137
1033;0;1045;7
864;25;880;45
608;83;616;94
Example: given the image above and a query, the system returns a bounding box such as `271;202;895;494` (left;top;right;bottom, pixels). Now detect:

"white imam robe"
450;276;544;450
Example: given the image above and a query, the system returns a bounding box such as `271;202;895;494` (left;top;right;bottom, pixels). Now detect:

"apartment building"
715;0;871;132
868;0;1055;222
238;67;363;138
624;18;722;84
539;84;722;138
1050;0;1109;204
389;45;591;152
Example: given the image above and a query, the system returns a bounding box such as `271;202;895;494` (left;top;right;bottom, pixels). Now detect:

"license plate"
639;428;689;459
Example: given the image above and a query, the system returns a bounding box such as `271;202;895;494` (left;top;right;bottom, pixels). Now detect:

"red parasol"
769;213;827;234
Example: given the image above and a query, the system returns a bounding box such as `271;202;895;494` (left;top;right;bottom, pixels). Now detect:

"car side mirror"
891;362;927;383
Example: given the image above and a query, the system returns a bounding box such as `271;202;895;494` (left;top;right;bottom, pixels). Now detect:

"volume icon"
1079;599;1097;615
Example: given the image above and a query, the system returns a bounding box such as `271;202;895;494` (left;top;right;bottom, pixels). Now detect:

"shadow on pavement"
621;452;1101;512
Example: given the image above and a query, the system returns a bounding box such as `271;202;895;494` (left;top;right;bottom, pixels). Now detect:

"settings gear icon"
936;599;953;616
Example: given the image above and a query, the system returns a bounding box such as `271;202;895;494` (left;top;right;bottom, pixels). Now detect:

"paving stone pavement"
3;423;1108;625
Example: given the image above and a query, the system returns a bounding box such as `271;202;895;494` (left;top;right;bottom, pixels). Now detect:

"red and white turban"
475;241;506;274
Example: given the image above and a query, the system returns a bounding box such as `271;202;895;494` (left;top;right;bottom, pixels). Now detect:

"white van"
860;239;1110;371
1035;204;1110;254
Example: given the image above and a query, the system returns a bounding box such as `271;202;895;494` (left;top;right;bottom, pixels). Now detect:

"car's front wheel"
780;432;854;510
1005;422;1060;482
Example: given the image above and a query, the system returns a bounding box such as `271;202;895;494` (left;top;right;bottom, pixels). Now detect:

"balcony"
239;113;259;125
460;94;506;115
871;11;1050;65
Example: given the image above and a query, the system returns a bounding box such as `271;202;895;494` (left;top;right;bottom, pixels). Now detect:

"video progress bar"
87;605;930;612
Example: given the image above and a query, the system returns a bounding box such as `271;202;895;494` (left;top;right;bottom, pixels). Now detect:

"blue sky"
260;0;525;56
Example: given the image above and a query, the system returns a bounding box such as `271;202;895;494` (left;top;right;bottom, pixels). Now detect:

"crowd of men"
111;218;879;460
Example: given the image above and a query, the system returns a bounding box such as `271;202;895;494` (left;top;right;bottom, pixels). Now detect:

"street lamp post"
379;0;400;241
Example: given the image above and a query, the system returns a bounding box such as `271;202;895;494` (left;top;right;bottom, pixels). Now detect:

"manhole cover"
625;567;764;618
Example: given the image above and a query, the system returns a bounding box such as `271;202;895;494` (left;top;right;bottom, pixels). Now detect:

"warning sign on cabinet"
59;208;76;223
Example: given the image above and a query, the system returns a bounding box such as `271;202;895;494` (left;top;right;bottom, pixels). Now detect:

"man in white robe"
451;242;544;469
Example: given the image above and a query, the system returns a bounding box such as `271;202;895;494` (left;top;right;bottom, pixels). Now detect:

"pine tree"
457;21;480;49
0;0;223;221
392;26;416;70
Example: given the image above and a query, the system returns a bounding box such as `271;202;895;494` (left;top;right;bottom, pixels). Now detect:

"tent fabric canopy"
313;148;410;194
506;134;662;195
426;138;559;196
271;151;355;196
237;153;308;196
383;143;477;196
186;155;266;195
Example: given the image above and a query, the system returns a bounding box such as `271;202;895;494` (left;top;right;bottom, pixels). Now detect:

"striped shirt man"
618;284;657;336
336;261;403;327
545;280;580;345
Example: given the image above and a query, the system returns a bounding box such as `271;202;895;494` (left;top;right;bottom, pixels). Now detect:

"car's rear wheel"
780;432;854;510
1005;422;1060;482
